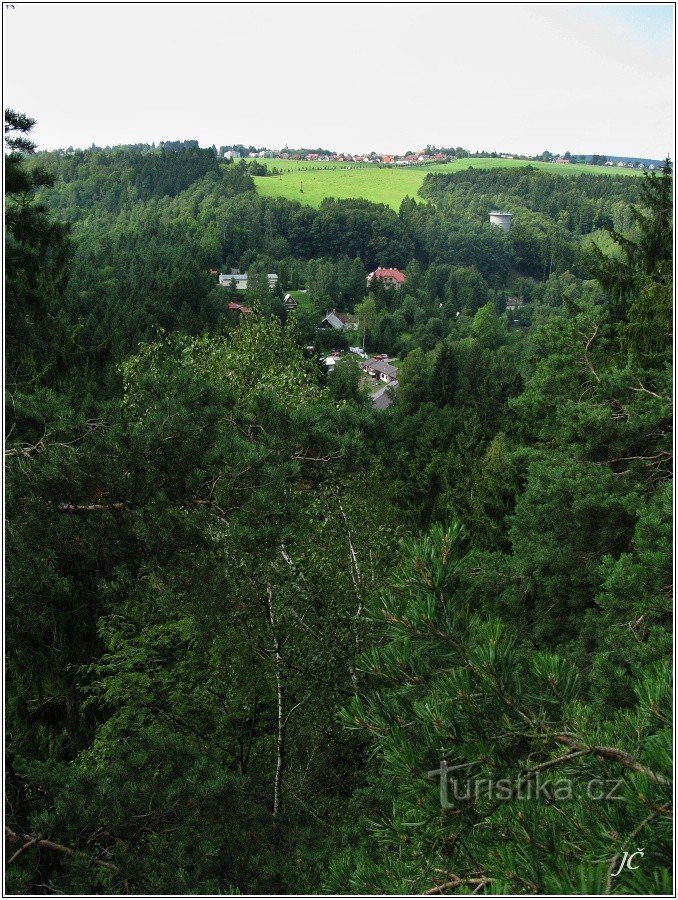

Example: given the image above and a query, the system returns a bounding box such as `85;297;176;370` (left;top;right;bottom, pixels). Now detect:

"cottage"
228;302;251;315
361;357;398;384
283;293;298;311
366;267;406;290
320;310;359;331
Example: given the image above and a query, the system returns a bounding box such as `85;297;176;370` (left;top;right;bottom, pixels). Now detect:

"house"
219;272;248;289
218;272;279;291
209;268;220;276
505;296;524;311
320;310;359;331
372;381;398;410
228;301;251;315
283;293;298;311
366;267;406;289
361;357;398;384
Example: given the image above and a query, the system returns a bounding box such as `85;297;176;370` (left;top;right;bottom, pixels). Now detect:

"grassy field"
287;290;315;315
252;157;642;211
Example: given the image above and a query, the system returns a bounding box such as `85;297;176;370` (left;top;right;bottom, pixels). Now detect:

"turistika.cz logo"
427;760;624;807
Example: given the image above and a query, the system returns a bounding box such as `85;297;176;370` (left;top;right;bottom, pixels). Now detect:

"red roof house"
367;268;406;289
228;302;252;315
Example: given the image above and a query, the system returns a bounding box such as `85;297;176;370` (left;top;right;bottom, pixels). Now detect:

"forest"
5;113;672;895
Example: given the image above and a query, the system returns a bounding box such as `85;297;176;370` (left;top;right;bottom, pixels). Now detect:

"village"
211;207;531;411
223;148;452;165
220;146;658;170
214;266;408;409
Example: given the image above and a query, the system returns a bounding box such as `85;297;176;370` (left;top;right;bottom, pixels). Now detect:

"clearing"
252;157;642;211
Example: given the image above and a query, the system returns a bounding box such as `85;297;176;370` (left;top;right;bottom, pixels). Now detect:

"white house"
219;272;278;291
219;273;248;289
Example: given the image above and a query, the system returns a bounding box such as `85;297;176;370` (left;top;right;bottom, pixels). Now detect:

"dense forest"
5;112;672;895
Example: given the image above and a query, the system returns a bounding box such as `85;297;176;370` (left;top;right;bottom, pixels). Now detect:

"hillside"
253;157;643;210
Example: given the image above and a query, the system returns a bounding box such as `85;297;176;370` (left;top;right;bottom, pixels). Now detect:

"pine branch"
5;825;119;873
552;735;671;787
424;874;493;894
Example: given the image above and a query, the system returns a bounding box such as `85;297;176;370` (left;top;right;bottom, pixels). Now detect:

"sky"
2;2;674;158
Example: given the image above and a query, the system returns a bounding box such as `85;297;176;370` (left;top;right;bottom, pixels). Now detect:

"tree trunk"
264;585;285;818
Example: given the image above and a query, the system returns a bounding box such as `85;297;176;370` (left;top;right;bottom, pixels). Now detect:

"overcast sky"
2;2;674;158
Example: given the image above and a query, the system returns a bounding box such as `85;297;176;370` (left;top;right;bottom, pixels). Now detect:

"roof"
334;311;358;325
368;267;406;284
321;309;357;330
362;358;398;378
219;273;248;285
372;381;399;410
321;310;346;330
228;302;251;314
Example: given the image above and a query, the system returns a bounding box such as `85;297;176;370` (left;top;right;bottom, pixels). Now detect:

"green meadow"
252;157;642;210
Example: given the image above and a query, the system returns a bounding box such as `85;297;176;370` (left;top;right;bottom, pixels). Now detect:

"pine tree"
330;525;672;894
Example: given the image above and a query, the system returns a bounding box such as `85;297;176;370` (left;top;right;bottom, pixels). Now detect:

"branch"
6;836;38;866
292;449;343;463
5;826;119;872
629;382;667;400
424;875;493;894
57;502;126;514
523;749;589;775
605;450;672;465
579;324;600;383
5;421;106;459
552;736;671;786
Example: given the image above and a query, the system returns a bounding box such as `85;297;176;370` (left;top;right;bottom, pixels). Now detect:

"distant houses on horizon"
215;147;662;170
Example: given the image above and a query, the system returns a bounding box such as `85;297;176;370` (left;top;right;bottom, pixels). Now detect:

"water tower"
489;210;512;232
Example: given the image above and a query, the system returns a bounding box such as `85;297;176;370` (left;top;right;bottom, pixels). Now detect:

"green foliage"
588;160;672;361
330;526;672;895
5;109;74;383
5;121;672;895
